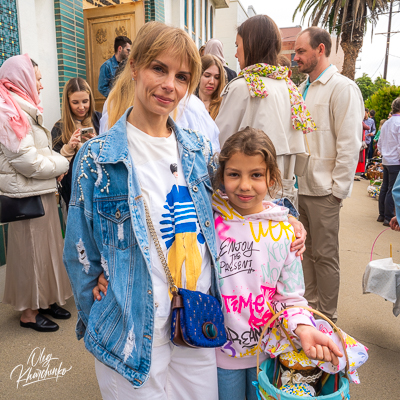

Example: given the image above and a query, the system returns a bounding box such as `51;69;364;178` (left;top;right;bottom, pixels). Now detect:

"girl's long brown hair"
107;21;201;128
58;77;96;145
214;127;282;199
198;54;225;120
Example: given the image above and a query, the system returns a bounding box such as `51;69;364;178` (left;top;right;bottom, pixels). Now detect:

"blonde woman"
51;78;101;209
196;54;226;120
64;22;221;399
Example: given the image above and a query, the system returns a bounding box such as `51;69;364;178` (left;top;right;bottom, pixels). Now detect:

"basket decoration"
255;305;368;399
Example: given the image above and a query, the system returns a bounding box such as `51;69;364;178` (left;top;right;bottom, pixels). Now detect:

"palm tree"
293;0;388;80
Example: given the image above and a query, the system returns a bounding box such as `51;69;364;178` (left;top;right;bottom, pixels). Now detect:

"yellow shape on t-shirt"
167;232;202;295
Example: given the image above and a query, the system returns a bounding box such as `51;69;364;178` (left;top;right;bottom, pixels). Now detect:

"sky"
239;0;400;85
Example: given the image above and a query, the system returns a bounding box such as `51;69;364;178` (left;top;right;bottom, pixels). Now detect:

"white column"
16;0;61;129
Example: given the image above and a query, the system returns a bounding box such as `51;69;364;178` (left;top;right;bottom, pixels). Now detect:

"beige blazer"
216;75;306;157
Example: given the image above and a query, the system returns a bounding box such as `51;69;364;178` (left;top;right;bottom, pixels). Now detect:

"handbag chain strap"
142;199;178;294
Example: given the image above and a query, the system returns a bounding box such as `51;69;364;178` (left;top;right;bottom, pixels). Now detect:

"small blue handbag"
170;288;227;348
143;200;227;349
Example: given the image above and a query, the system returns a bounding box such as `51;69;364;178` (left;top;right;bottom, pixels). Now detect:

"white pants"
95;342;218;400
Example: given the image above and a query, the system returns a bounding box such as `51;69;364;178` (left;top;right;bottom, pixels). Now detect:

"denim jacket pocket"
90;293;122;346
97;198;136;250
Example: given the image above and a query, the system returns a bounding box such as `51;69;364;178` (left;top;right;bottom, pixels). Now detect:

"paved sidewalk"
0;179;399;399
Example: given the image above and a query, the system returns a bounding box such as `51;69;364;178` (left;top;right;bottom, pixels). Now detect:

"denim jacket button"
205;220;211;227
115;209;121;219
147;290;152;294
192;186;198;192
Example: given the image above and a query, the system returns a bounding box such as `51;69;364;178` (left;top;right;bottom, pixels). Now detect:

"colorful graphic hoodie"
212;192;314;369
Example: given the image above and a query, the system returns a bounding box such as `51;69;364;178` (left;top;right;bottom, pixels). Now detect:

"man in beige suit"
294;27;364;322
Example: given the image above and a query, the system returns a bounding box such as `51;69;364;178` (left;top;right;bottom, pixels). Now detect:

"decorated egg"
280;383;315;397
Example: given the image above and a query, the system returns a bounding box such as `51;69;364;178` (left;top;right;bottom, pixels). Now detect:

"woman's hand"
92;272;108;301
294;324;343;366
288;216;306;259
81;131;96;143
68;129;81;149
56;173;66;182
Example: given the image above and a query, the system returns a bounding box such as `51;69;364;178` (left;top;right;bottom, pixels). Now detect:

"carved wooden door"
83;2;145;112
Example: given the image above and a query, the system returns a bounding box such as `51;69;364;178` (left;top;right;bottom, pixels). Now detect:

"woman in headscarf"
204;38;237;83
0;54;71;332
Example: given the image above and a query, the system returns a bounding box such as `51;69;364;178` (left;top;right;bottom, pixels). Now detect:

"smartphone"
81;127;94;142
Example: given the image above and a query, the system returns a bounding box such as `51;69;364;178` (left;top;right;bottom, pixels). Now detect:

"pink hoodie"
213;192;314;369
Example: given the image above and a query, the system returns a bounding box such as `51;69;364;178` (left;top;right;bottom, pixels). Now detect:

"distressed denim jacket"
63;108;221;387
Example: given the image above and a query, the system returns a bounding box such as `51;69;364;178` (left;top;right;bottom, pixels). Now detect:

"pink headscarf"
204;39;227;67
0;54;43;153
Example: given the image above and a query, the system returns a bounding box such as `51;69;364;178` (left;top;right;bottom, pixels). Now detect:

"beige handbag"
294;134;311;177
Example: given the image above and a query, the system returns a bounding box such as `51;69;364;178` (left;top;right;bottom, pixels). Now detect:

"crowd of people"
0;13;398;400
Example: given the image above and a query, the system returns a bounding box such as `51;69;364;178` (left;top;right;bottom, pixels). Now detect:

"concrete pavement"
0;179;399;399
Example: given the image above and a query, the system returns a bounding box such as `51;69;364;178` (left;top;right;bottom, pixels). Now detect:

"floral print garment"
238;63;316;134
263;318;369;384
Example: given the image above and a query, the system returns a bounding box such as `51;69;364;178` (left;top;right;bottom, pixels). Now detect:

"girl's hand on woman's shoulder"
294;324;343;366
92;272;108;301
288;216;306;259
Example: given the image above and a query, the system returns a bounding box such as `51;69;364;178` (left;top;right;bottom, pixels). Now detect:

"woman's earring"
132;77;135;81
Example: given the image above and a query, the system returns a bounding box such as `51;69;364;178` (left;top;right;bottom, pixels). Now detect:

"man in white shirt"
294;27;364;322
377;97;400;226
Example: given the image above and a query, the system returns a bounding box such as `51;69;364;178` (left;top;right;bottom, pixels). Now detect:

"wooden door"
83;2;145;112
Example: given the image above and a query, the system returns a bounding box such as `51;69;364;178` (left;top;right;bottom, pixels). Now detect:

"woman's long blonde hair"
60;77;96;144
107;21;202;128
198;54;225;120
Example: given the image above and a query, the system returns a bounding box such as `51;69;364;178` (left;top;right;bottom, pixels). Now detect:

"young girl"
213;127;342;400
51;78;101;212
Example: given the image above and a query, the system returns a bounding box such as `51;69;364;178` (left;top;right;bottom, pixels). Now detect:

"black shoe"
20;314;59;332
39;303;71;320
377;215;385;222
383;220;390;227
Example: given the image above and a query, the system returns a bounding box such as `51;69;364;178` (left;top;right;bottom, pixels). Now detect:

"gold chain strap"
142;200;178;294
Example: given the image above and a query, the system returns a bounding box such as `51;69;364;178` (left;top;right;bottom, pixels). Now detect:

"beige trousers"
298;194;342;321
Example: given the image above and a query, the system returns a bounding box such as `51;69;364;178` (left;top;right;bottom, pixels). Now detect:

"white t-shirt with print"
126;122;211;346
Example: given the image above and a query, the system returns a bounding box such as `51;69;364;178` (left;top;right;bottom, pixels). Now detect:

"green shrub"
365;85;400;124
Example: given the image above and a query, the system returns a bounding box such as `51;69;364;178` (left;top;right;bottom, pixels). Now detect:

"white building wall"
215;0;252;72
16;0;61;129
164;0;216;47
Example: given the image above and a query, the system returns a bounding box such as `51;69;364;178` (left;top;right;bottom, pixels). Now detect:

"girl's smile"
223;152;273;216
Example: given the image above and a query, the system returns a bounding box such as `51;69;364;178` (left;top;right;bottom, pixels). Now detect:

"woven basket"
255;306;350;400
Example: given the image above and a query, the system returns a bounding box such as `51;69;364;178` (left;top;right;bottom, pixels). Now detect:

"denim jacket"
98;55;119;97
63;108;221;387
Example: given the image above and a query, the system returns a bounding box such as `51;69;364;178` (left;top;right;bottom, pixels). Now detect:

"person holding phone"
52;78;101;213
